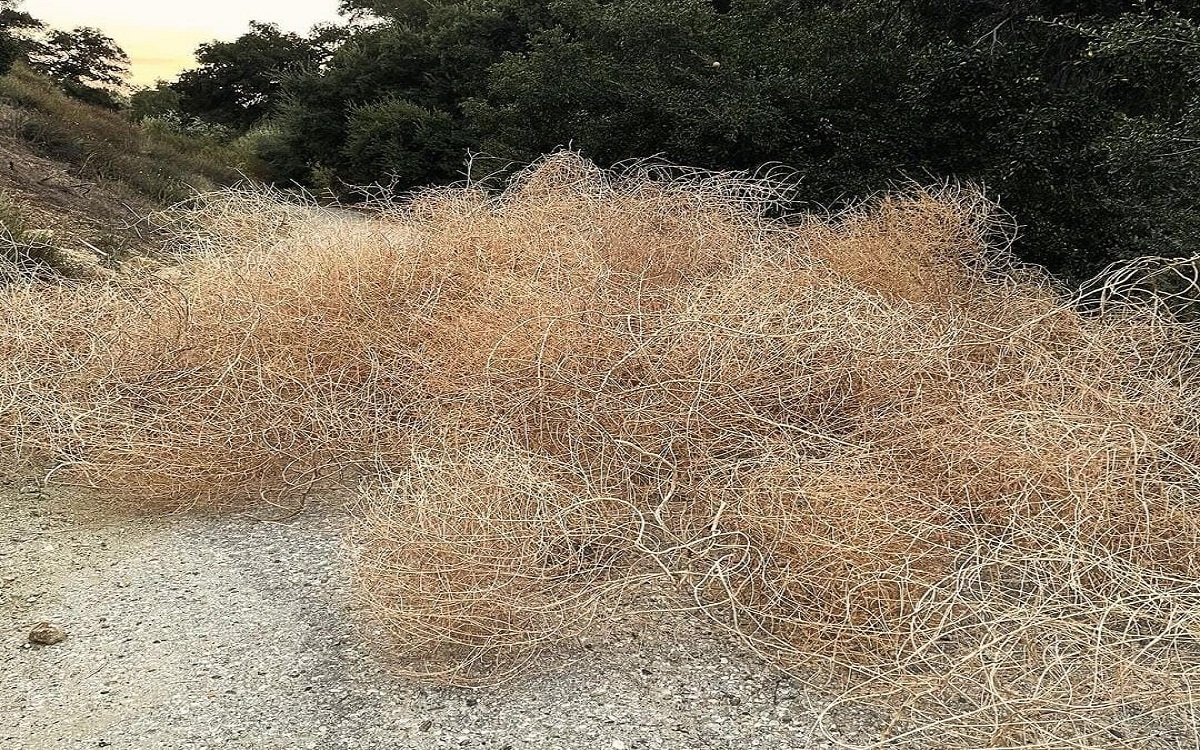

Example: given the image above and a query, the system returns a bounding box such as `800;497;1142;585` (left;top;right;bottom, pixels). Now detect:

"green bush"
243;0;1200;283
342;97;462;188
129;81;181;122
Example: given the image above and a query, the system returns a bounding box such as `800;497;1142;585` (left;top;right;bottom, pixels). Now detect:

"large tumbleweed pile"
3;154;1199;747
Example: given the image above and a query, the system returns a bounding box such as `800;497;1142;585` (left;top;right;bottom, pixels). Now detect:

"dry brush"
2;154;1199;747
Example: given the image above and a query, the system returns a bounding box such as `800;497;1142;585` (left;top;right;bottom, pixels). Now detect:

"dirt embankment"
0;119;158;252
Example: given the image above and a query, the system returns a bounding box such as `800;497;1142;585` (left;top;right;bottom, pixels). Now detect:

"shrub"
342;97;462;188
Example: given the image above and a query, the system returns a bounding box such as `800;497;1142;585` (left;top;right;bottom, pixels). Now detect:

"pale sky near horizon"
23;1;345;86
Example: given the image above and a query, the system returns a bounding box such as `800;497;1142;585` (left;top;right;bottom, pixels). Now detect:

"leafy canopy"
173;21;343;131
0;0;42;73
176;0;1200;282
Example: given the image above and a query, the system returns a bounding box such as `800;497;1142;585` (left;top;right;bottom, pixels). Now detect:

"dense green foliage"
177;1;1200;279
0;1;42;75
0;3;130;107
173;22;343;131
129;81;183;122
30;26;130;108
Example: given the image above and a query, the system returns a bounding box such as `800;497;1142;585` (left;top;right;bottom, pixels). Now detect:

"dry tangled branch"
3;152;1199;747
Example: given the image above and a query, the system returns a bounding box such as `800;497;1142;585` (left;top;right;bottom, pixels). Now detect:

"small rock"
419;719;433;732
29;622;68;645
611;741;627;750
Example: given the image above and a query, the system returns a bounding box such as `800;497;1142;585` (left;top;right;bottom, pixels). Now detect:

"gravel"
0;471;869;750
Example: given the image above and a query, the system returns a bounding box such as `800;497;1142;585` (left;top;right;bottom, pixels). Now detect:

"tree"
215;0;1200;281
173;21;342;131
464;0;1200;279
129;80;183;121
897;2;1200;277
0;0;43;73
31;27;129;107
337;0;444;22
266;0;554;190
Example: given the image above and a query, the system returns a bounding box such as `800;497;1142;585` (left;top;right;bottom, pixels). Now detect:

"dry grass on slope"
3;153;1199;747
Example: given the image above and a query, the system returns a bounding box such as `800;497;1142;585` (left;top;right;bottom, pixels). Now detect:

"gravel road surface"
1;469;877;750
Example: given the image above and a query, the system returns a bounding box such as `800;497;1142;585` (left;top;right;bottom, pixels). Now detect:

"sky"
23;1;345;86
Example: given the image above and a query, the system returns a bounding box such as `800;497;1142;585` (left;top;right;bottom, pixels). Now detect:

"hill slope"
0;64;265;278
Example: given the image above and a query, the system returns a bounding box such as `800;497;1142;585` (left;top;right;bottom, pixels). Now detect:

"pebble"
28;621;68;645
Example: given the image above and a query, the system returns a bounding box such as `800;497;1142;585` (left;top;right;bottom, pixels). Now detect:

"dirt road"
1;469;864;750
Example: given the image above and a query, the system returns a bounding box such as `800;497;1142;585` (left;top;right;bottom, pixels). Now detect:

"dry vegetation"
0;63;262;203
2;153;1199;747
0;63;266;280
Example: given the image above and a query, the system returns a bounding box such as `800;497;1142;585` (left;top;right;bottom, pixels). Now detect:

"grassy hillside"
0;63;267;279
